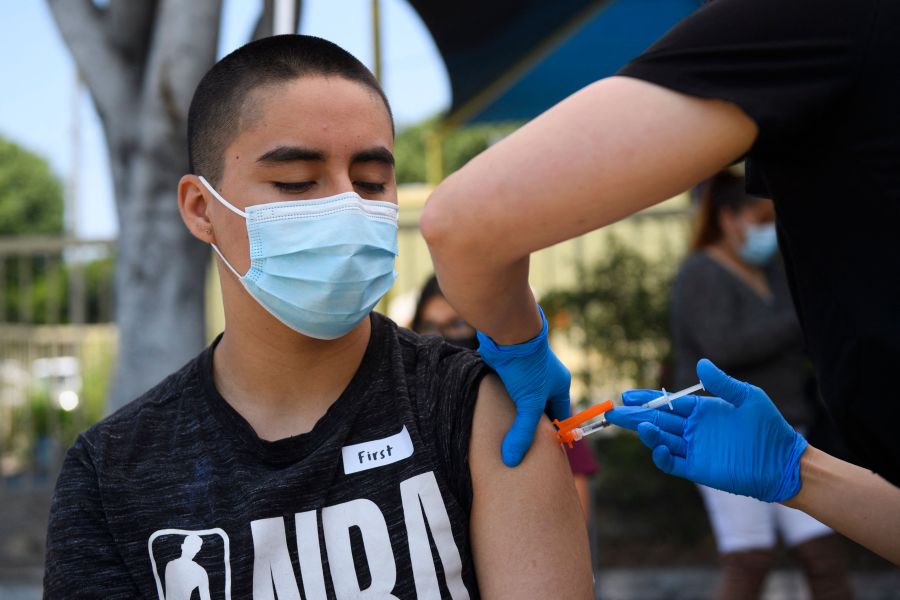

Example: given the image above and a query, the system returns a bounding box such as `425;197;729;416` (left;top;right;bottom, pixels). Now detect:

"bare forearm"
422;77;756;341
428;252;541;344
783;446;900;564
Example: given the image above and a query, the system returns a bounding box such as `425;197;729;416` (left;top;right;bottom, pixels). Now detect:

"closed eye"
272;181;315;193
353;181;387;194
354;181;387;194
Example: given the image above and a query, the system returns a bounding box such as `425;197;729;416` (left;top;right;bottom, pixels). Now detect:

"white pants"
698;484;833;553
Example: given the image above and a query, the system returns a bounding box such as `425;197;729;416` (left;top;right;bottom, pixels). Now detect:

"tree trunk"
48;0;222;411
48;0;301;412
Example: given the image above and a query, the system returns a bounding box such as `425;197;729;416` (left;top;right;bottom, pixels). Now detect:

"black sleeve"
44;435;139;599
417;341;491;511
671;259;800;370
617;0;874;153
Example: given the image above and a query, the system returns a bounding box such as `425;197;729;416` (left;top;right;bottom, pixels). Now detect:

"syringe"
553;400;614;448
567;419;612;443
641;382;705;411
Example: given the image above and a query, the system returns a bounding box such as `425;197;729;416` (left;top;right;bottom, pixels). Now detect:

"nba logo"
148;528;231;600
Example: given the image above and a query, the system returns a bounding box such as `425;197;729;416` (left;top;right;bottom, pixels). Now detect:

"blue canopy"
409;0;703;125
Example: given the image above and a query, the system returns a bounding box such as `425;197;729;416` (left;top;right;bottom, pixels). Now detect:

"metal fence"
388;194;693;311
0;202;695;488
388;197;695;402
0;237;116;491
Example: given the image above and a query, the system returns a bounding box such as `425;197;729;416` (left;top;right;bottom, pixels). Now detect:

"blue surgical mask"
739;222;778;265
199;176;398;339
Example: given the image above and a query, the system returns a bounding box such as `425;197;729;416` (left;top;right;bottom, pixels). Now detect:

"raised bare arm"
421;76;757;343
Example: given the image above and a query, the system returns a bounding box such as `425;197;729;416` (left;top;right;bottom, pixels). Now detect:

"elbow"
419;189;449;251
421;176;470;259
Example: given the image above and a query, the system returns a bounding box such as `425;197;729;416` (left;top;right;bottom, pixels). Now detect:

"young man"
43;35;593;599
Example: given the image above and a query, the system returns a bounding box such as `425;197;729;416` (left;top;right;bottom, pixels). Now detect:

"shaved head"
187;34;393;184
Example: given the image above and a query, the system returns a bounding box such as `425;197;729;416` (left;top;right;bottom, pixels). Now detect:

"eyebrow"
351;147;395;167
254;145;394;168
256;146;325;164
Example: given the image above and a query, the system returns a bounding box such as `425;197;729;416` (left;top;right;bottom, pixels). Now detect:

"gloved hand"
604;358;808;502
476;305;571;467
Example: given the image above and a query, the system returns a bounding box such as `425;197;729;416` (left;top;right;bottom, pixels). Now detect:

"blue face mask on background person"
739;222;777;265
199;176;398;339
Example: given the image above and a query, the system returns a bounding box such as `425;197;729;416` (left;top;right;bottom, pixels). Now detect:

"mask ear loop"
197;175;248;279
210;243;245;280
198;176;247;217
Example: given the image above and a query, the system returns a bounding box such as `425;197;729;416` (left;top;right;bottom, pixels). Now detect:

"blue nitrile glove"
476;305;571;467
604;358;808;502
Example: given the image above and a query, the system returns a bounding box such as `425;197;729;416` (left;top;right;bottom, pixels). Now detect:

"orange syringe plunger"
552;400;614;448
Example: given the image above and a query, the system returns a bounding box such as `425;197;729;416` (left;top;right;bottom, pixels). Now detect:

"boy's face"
206;75;396;276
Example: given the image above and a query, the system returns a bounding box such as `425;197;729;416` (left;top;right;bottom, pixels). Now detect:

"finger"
647;396;697;418
621;389;663;406
501;409;543;467
545;392;571;422
637;422;687;457
635;421;660;447
651;445;688;479
696;358;750;408
604;406;644;431
605;405;687;436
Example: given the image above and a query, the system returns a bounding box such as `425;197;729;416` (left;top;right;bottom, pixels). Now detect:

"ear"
178;175;216;244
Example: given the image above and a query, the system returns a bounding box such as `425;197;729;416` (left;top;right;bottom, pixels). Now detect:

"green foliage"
394;117;521;183
0;136;91;325
542;236;675;390
27;388;53;437
5;335;115;469
542;238;715;561
2;256;114;324
0;136;64;236
76;336;115;428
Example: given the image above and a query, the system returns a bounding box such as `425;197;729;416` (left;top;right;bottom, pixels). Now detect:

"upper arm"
423;76;757;266
44;439;137;597
468;375;593;599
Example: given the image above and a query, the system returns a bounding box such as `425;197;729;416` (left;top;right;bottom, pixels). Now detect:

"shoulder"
373;314;491;499
671;252;739;314
76;348;206;466
379;312;488;386
675;251;723;287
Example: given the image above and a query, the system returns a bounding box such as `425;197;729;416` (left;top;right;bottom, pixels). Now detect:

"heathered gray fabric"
671;252;813;426
44;313;489;599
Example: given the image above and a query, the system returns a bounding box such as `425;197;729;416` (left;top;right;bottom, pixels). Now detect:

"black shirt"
619;0;900;485
44;313;489;599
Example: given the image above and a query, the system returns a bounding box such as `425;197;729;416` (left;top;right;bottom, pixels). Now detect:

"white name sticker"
342;426;414;475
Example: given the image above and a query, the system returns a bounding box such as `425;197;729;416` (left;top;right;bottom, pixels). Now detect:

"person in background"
670;171;852;599
411;275;599;524
411;275;478;350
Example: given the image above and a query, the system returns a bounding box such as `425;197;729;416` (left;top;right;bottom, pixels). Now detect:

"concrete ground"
4;569;900;599
597;568;900;599
3;485;898;599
